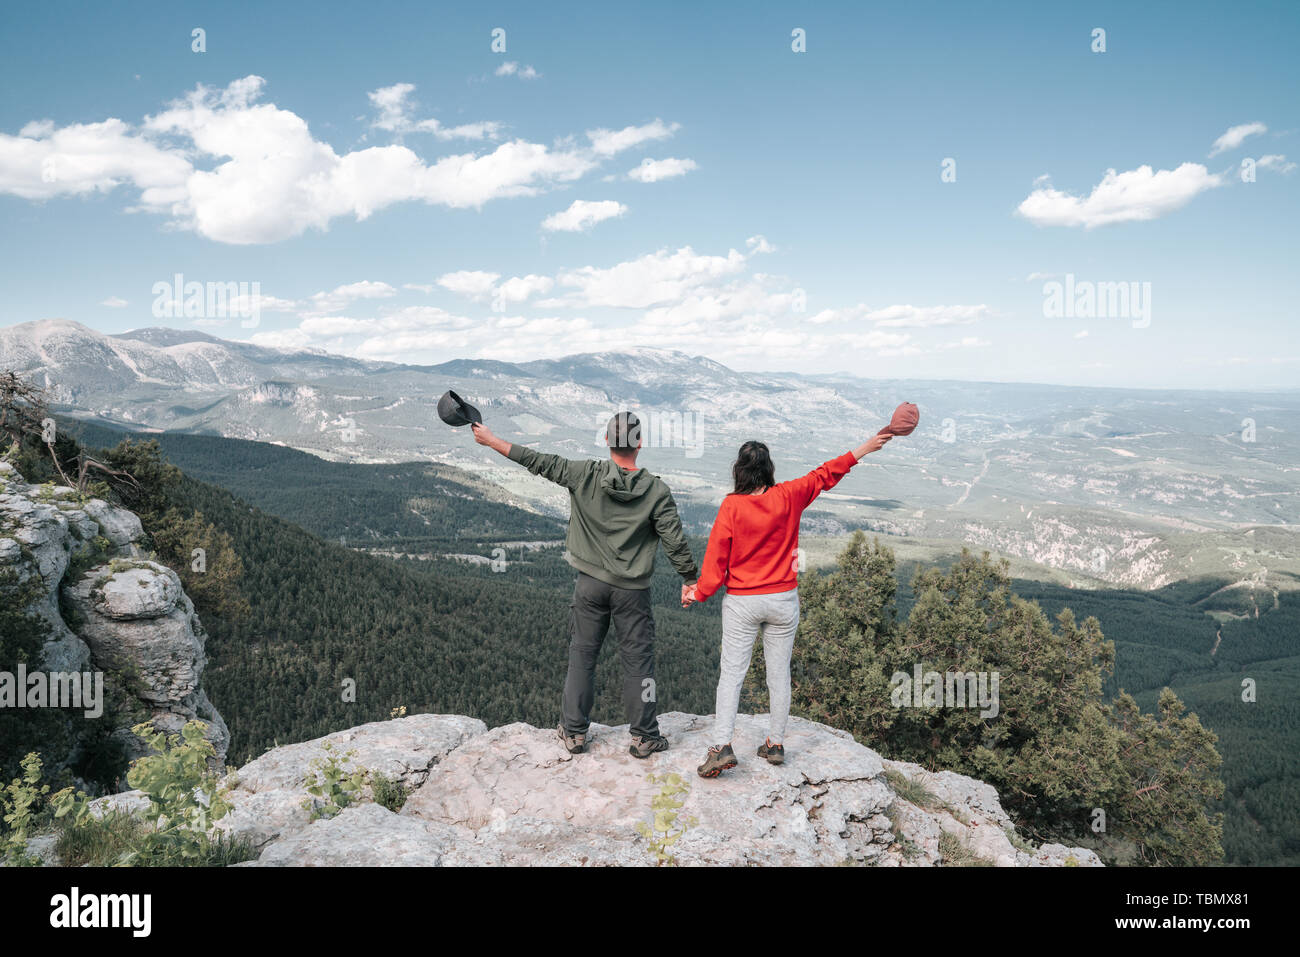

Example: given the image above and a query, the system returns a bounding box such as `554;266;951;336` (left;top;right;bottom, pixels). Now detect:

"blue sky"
1;0;1297;389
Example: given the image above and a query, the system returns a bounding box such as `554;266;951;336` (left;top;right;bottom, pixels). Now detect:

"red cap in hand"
877;402;919;437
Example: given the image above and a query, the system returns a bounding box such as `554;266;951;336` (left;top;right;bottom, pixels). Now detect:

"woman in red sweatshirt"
689;432;892;778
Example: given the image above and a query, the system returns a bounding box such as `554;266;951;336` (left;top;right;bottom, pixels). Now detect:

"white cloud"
586;119;679;157
1;76;659;244
367;83;502;141
250;302;938;366
548;245;748;309
1015;163;1223;228
1209;121;1267;156
938;336;990;351
0;116;191;201
251;307;596;363
303;281;397;316
245;237;994;366
541;199;627;232
229;292;298;317
1258;154;1297;174
495;274;555;304
435;269;554;306
640;283;796;328
143;78;597;242
806;303;989;327
495;62;539;80
627;157;697;183
421;238;979;362
100;296;128;308
436;270;501;301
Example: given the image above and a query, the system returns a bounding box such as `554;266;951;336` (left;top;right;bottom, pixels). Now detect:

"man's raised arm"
472;422;580;490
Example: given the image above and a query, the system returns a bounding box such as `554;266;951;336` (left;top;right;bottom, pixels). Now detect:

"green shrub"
54;808;147;866
0;753;53;866
635;772;697;866
370;772;410;813
120;720;246;865
301;742;368;820
788;534;1225;865
938;829;995;867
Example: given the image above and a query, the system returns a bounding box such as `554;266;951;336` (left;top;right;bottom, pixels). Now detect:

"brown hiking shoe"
629;733;669;759
697;744;737;778
757;739;784;765
558;726;586;755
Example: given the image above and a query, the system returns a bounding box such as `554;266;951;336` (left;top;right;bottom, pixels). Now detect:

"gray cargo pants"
562;572;660;739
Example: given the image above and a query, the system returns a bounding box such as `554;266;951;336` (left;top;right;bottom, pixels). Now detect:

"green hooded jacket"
507;444;700;590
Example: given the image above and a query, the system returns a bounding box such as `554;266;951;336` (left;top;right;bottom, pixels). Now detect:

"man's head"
606;411;642;460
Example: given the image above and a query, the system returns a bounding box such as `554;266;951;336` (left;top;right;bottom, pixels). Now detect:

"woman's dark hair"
732;440;775;494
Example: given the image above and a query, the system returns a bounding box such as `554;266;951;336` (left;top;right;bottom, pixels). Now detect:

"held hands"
681;581;698;608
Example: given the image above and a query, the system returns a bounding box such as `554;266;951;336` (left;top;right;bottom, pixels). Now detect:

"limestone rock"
248;803;465;867
0;466;228;771
402;712;892;866
78;710;1105;867
217;714;486;849
1030;842;1105;867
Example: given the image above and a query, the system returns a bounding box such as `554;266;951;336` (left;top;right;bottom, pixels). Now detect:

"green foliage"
370;772;410;813
64;533;113;583
938;829;995;867
0;752;52;866
149;508;250;621
301;743;369;820
78;426;567;549
98;438;182;520
788;533;1225;867
0;570;69;782
1108;688;1225;865
635;772;697;866
121;720;244;866
54;808;145;866
884;768;937;809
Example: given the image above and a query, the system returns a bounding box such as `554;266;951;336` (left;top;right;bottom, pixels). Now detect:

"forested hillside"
1001;575;1299;867
40;420;1296;864
66;423;565;547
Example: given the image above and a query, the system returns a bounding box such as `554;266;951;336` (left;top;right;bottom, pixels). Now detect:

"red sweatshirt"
693;451;859;602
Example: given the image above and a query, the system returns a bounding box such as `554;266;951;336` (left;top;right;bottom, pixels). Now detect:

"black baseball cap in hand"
437;390;483;427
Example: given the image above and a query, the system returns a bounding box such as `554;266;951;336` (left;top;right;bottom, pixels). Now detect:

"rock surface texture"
164;711;1097;867
0;462;228;766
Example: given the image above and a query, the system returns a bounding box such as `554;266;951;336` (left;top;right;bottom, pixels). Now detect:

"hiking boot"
697;744;737;778
558;725;586;755
628;733;669;759
757;739;784;765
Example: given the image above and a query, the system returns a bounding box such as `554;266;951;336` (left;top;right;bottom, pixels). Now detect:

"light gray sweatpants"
713;588;800;746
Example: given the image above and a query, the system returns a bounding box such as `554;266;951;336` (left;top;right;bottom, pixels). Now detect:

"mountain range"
4;318;1298;593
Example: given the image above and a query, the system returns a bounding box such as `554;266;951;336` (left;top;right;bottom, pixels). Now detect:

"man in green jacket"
471;412;699;758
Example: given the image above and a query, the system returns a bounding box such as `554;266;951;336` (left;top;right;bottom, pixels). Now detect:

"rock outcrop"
0;461;228;769
86;710;1101;867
